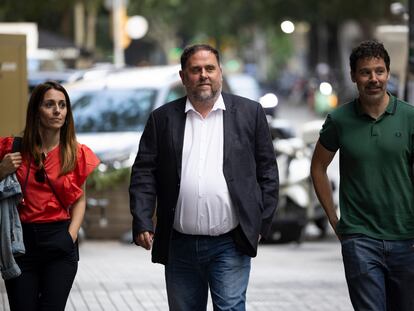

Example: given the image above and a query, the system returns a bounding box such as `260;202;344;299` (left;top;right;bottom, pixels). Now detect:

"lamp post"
113;0;125;68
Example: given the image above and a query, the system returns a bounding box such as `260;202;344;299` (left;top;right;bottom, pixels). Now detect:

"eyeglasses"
35;167;46;183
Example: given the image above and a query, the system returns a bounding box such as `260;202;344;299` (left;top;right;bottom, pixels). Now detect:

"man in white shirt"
129;44;278;311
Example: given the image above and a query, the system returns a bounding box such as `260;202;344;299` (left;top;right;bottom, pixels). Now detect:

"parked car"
226;73;278;117
65;65;186;239
27;49;118;93
226;73;262;101
27;49;78;92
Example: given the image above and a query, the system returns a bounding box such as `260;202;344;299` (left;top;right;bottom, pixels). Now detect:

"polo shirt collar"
185;94;225;114
354;92;397;117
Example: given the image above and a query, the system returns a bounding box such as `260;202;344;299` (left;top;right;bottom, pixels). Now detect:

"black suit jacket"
129;93;279;264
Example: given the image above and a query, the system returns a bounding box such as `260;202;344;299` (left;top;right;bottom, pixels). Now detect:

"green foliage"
86;166;131;192
0;0;74;27
1;0;400;39
128;0;259;48
1;0;403;81
126;0;398;80
254;0;395;24
0;0;105;44
266;29;294;81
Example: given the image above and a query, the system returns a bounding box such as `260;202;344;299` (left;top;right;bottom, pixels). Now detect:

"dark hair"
22;81;77;175
349;40;390;73
180;44;220;69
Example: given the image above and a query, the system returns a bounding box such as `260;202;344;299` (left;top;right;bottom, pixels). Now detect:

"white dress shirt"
173;95;239;235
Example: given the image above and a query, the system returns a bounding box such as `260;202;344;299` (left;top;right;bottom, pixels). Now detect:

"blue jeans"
340;234;414;311
165;230;251;311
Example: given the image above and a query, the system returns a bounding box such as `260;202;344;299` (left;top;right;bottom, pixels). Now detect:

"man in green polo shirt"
311;40;414;311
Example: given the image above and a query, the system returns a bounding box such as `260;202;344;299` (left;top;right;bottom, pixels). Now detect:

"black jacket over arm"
129;93;279;265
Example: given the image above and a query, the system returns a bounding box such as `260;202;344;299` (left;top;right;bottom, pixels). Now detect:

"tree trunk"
86;6;97;51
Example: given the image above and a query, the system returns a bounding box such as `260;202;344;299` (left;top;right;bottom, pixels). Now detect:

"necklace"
41;143;59;156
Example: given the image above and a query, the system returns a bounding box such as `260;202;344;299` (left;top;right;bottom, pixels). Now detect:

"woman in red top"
0;81;99;311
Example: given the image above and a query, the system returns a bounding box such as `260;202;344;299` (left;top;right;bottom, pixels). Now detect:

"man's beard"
191;86;221;103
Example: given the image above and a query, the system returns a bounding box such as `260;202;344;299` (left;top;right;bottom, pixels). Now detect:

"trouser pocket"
22;221;79;262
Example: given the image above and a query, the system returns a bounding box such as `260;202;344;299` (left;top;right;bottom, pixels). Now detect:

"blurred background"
1;0;411;99
2;2;414;309
0;0;412;243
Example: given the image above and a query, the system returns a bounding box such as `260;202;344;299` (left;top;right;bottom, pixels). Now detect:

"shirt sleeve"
74;143;100;186
0;137;14;160
319;114;339;152
45;144;100;208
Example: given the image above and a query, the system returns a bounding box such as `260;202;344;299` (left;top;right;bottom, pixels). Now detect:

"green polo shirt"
319;94;414;240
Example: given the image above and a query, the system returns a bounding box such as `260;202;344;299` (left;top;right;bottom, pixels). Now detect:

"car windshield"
71;89;156;133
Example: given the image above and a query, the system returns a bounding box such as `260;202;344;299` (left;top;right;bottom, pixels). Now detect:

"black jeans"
5;221;78;311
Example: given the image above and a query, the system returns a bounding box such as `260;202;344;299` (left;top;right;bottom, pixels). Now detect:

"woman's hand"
0;152;22;179
68;229;78;243
68;185;86;243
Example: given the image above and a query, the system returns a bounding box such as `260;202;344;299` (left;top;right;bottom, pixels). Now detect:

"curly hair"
349;40;390;73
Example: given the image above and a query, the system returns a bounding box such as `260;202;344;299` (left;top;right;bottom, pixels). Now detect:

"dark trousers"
4;221;78;311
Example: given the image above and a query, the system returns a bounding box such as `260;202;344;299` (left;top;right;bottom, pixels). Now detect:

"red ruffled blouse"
0;137;100;223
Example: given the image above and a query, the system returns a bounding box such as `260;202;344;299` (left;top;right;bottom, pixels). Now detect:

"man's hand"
0;152;22;180
135;231;154;250
329;217;340;240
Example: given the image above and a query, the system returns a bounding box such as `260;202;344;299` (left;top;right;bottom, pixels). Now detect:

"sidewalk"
0;102;349;310
1;240;353;311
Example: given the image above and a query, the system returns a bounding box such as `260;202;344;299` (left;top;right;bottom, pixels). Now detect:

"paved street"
0;102;351;310
1;238;353;311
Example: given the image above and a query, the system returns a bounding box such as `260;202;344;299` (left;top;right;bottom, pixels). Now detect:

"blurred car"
68;65;184;163
27;49;117;93
27;49;85;93
28;70;79;92
226;73;262;101
65;65;186;239
227;73;278;117
28;49;66;72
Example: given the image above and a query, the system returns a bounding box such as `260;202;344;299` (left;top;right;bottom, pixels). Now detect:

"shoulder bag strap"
44;170;67;210
12;136;22;153
12;137;29;197
24;151;66;210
